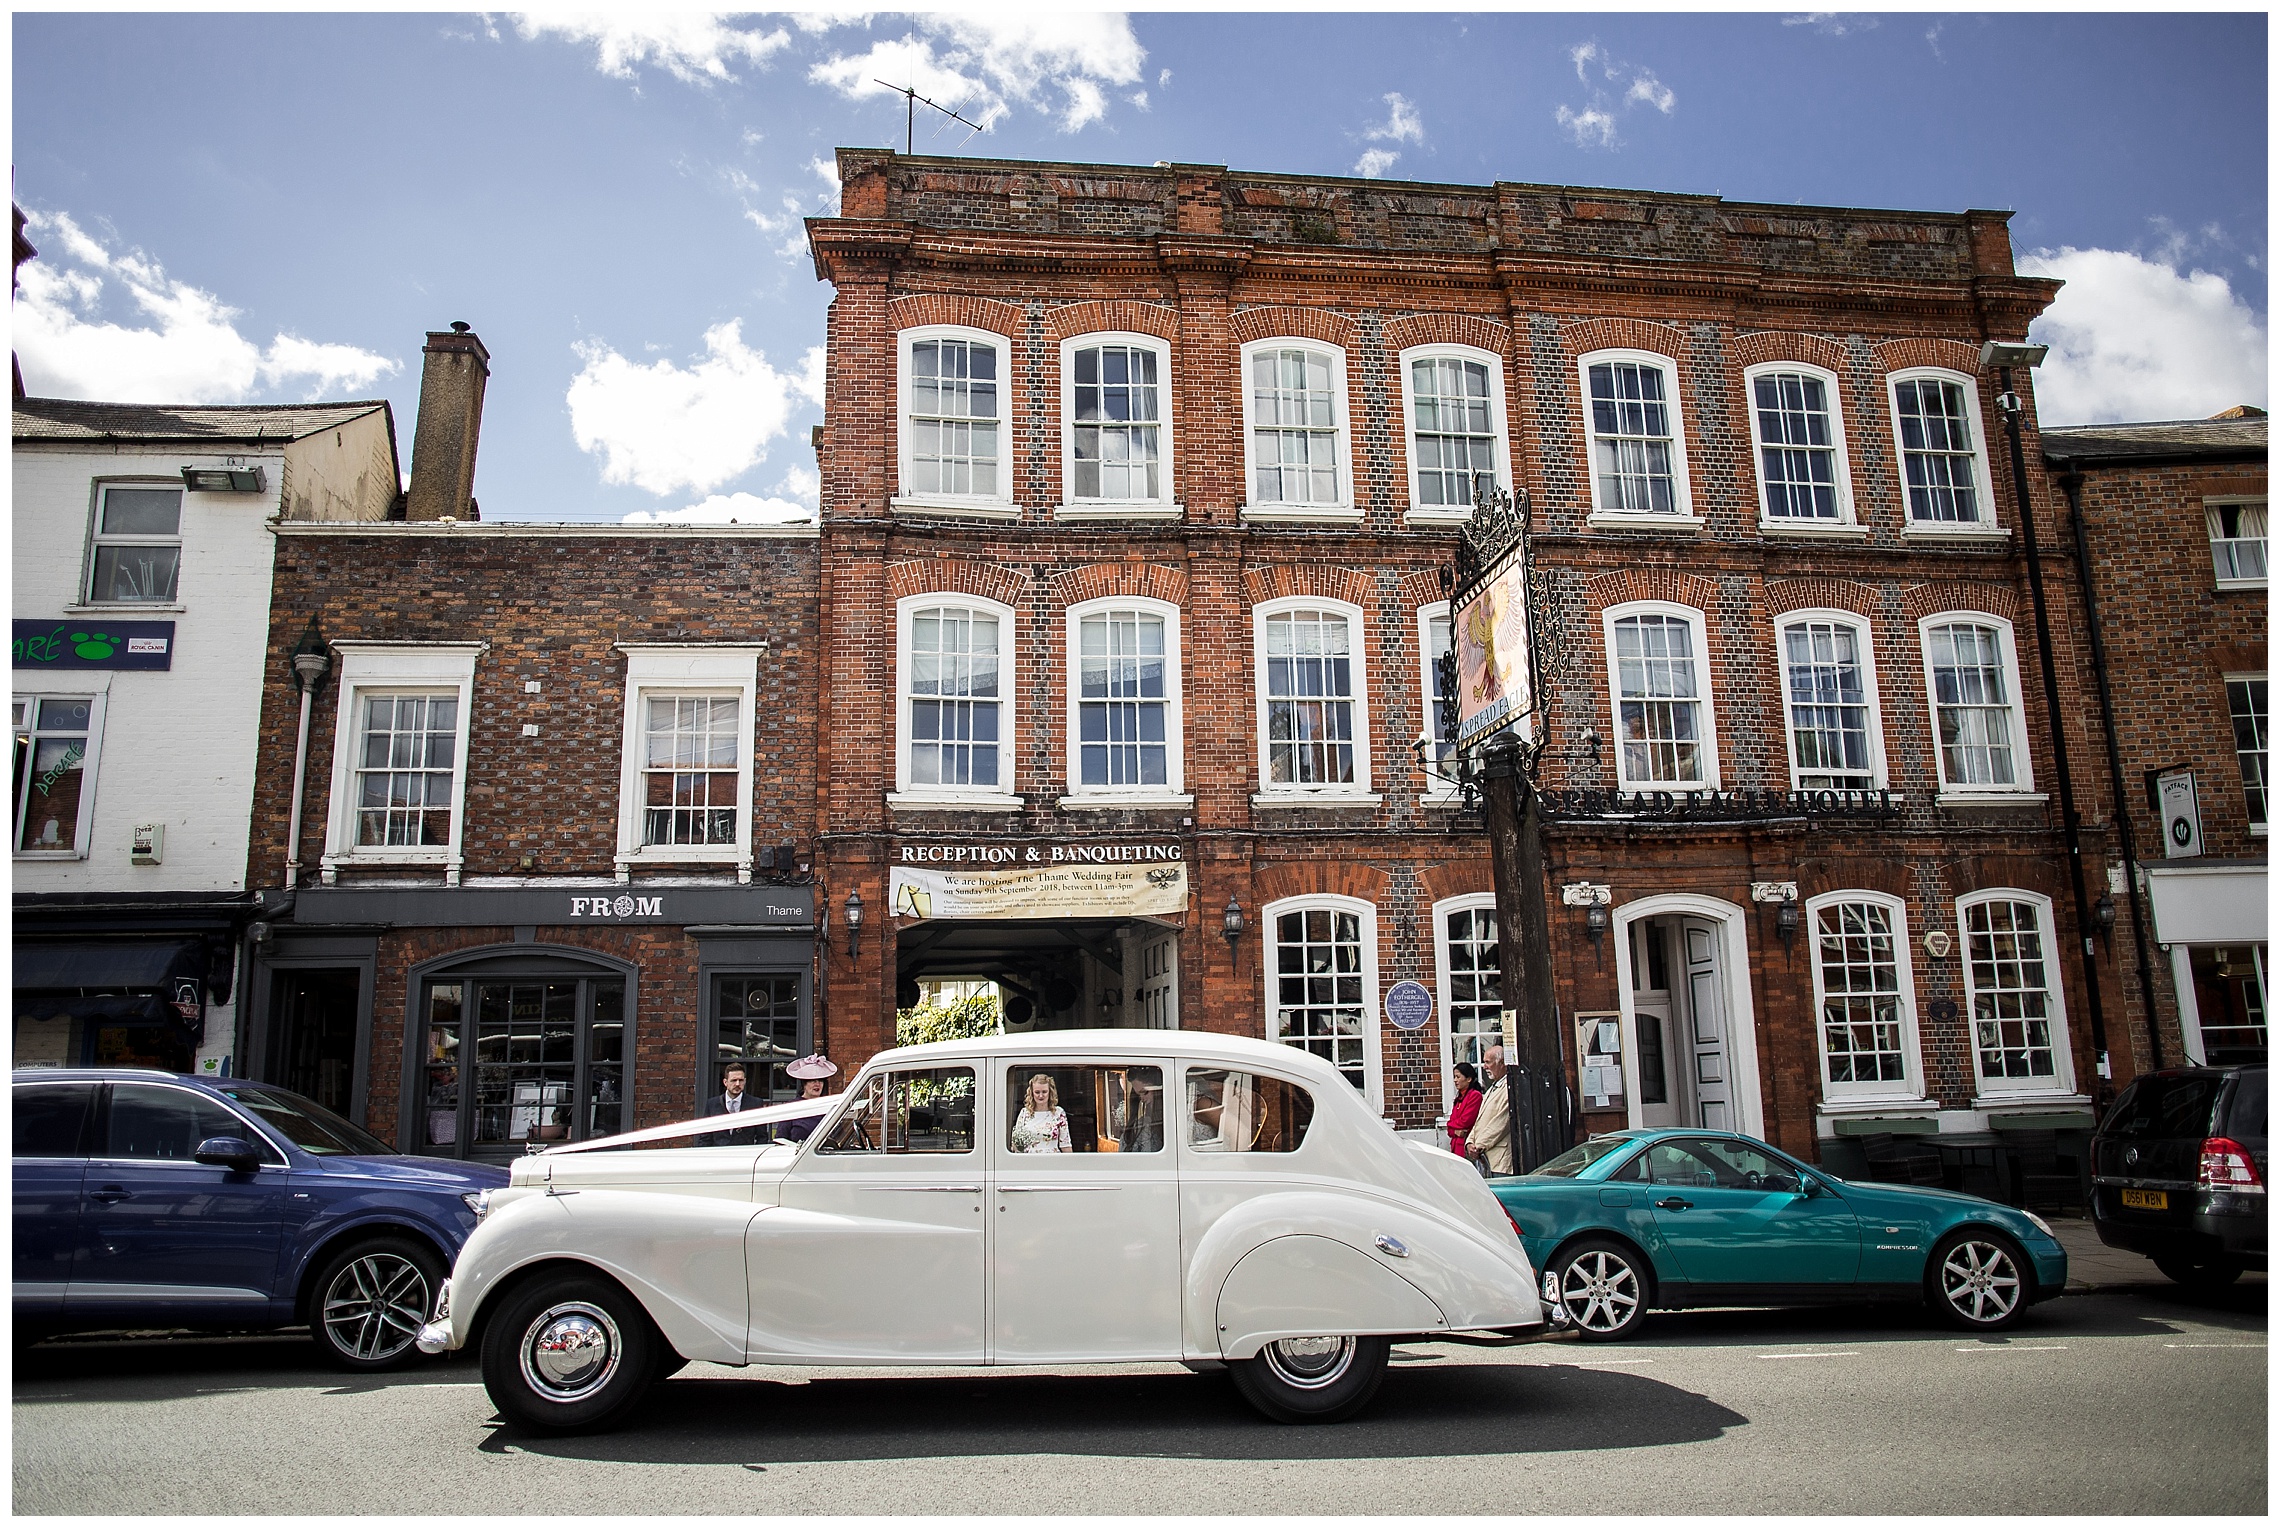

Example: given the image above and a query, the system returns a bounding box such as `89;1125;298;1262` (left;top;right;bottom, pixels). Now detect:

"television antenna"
875;79;987;155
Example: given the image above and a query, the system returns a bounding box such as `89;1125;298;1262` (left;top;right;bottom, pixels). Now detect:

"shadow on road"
1606;1285;2267;1348
477;1362;1746;1466
11;1332;477;1402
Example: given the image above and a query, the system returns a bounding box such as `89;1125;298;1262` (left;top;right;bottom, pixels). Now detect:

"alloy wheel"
1939;1238;2022;1324
321;1252;432;1364
1558;1249;1641;1334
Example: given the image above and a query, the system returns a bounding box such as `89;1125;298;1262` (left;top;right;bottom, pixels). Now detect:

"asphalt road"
12;1281;2266;1516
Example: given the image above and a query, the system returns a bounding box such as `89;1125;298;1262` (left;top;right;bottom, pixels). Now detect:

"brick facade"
245;523;821;1157
807;151;2118;1170
2039;425;2268;1083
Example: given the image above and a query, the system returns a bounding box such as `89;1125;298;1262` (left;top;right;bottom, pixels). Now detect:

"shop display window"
416;966;629;1159
713;973;803;1101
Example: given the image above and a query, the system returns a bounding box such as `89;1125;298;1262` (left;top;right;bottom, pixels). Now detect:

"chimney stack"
405;321;489;522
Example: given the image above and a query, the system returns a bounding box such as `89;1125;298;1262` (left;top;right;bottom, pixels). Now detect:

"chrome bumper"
415;1320;457;1355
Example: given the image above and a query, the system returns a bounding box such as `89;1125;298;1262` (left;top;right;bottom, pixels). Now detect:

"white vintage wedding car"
417;1031;1549;1430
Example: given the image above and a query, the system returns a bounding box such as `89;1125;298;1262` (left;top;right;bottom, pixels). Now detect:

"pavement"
2042;1211;2241;1291
12;1282;2266;1515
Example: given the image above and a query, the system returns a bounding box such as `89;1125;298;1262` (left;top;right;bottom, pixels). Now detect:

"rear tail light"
1503;1203;1529;1239
2199;1137;2265;1194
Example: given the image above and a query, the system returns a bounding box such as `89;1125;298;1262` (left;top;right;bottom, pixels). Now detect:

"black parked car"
2090;1064;2266;1285
14;1068;506;1367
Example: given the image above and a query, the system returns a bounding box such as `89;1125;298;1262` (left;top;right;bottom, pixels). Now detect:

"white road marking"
1758;1351;1859;1359
2162;1342;2266;1349
1955;1344;2068;1352
1568;1357;1657;1366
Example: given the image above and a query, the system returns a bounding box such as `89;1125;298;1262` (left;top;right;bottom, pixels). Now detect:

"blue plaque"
1385;979;1434;1031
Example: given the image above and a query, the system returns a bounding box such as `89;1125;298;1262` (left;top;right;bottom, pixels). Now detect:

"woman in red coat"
1445;1062;1483;1156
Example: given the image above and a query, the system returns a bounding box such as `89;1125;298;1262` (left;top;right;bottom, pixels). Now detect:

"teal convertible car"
1491;1129;2069;1339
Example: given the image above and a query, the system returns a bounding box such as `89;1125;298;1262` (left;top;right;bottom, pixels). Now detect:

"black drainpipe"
2054;460;2165;1072
1996;375;2110;1084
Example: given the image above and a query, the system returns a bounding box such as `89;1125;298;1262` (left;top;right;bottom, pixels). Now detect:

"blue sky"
12;10;2268;524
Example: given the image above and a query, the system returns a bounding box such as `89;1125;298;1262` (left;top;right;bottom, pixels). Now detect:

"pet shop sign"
13;621;175;671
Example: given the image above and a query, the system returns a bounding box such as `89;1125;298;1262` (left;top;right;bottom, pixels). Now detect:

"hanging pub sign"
1447;486;1538;749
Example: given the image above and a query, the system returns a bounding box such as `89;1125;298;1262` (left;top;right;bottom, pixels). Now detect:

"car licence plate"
2120;1188;2168;1211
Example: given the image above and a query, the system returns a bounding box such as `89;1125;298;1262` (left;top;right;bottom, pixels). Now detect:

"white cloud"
622;492;815;526
1365;92;1424;145
13;210;397;403
1353;148;1400;179
808;14;1144;134
567;323;824;497
1569;40;1606;82
1783;13;1878;36
1555;105;1619;150
512;14;789;86
2018;246;2268;424
1626;72;1675;114
1924;21;1946;60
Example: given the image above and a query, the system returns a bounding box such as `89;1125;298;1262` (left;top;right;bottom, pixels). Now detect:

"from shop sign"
293;883;814;927
891;860;1188;920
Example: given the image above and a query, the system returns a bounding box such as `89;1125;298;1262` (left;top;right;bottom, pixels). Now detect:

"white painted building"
12;398;400;1074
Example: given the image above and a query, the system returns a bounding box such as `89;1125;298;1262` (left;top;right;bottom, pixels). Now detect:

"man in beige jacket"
1466;1045;1514;1175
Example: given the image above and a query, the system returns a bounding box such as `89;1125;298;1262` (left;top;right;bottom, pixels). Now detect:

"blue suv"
14;1068;506;1369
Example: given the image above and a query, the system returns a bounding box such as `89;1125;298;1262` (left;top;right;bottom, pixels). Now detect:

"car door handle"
88;1187;132;1204
1655;1196;1693;1211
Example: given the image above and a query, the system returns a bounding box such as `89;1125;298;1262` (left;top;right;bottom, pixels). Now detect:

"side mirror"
193;1135;264;1172
1791;1173;1821;1198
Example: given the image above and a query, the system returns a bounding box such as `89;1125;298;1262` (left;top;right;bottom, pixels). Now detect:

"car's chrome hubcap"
1262;1335;1356;1390
1941;1241;2021;1323
519;1302;622;1401
321;1253;431;1363
1559;1251;1640;1333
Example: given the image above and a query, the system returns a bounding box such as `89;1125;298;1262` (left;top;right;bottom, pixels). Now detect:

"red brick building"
2041;412;2267;1077
805;150;2122;1187
242;329;821;1164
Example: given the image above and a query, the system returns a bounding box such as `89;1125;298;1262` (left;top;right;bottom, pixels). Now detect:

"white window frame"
1773;609;1888;791
11;684;109;860
1262;892;1385;1114
1578;348;1698;528
2206;497;2269;589
1056;332;1179;520
891;593;1020;811
1602;601;1722;793
1805;889;1926;1104
1887;367;2001;538
1432;892;1501;1113
1398;343;1512;525
1417;601;1459;801
1251;596;1377;807
81;478;187;608
321;643;483;885
895;324;1015;517
1060;596;1190;808
1237;337;1356;523
1918;612;2040;803
1957;888;2080;1102
1743;361;1860;535
2226;671;2268;836
613;645;764;882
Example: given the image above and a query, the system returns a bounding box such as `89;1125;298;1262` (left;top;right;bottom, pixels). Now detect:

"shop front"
2143;859;2269;1063
258;882;815;1162
12;894;252;1074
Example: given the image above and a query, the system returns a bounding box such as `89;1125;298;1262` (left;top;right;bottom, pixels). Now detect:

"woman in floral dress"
1010;1072;1073;1153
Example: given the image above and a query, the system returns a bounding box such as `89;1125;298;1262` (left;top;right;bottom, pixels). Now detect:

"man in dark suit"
701;1063;755;1117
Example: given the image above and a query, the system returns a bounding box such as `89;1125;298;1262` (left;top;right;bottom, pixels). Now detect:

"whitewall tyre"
479;1273;660;1434
1228;1335;1390;1424
312;1236;445;1372
1928;1230;2030;1332
1549;1237;1649;1342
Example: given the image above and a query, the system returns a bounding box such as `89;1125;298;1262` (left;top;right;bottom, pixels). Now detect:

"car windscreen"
2102;1074;2223;1140
1527;1137;1635;1178
2222;1070;2267;1144
217;1084;393;1157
